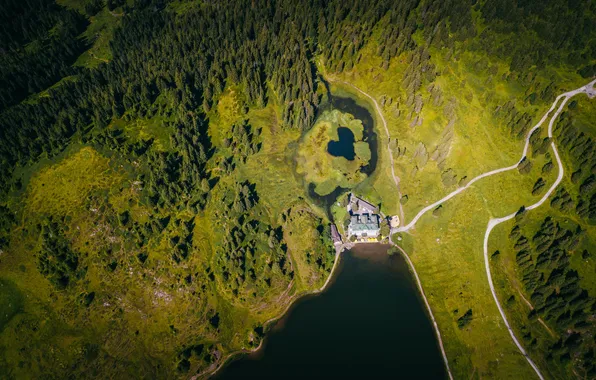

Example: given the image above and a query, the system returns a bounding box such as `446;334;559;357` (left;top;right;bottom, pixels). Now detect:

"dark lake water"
327;127;356;160
327;95;378;176
216;244;447;379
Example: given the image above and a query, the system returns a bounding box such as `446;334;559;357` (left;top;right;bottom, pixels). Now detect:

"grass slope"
320;30;592;378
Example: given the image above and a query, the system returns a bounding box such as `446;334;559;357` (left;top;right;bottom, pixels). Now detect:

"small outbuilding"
389;215;400;228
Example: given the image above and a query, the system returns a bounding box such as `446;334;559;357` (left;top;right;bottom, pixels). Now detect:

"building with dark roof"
348;193;379;215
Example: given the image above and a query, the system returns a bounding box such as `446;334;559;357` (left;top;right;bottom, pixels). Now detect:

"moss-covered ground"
296;109;370;196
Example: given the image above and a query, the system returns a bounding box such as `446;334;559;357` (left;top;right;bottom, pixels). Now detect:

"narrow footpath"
482;81;595;379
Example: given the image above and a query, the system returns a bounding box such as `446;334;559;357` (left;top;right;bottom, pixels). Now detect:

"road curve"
197;78;596;380
482;86;585;380
395;79;596;233
394;92;566;233
483;219;546;380
392;78;594;379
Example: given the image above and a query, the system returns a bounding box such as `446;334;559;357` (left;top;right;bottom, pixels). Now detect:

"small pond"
306;92;379;215
327;127;356;160
328;95;378;175
216;244;447;379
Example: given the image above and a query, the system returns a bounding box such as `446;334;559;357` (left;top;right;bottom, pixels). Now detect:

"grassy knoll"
112;116;174;151
296;109;370;196
208;86;248;147
24;146;124;216
330;192;350;235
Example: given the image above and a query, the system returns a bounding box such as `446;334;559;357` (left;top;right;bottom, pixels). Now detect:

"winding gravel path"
394;91;562;233
388;78;594;379
483;80;594;379
395;79;596;234
205;77;594;380
339;78;595;378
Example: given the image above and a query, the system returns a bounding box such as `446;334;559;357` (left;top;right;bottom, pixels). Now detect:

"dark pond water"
327;127;356;160
216;244;447;379
327;95;378;176
306;93;379;215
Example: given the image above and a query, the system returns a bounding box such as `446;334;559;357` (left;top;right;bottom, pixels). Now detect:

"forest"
489;91;596;378
0;0;89;110
0;0;594;378
507;212;594;376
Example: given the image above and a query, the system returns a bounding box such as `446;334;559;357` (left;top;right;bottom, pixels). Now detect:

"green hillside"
0;0;595;378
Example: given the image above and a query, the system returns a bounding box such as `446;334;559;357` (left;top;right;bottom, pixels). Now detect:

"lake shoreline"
203;82;379;380
201;243;345;379
205;82;449;379
213;243;447;379
390;242;454;380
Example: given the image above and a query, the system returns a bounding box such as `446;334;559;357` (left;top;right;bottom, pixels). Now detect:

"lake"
327;94;378;176
216;244;447;379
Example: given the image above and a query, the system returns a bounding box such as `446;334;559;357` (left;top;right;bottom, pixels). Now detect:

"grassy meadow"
319;27;593;378
1;1;593;378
